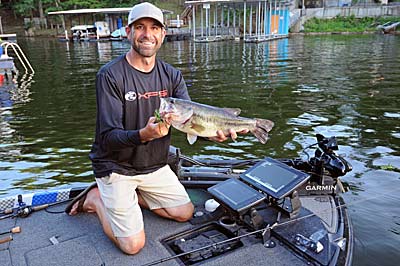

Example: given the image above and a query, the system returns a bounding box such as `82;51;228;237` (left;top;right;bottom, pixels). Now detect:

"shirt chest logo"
125;90;168;102
125;91;137;101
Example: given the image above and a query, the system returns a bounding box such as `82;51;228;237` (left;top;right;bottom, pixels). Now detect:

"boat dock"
184;0;290;43
47;1;291;43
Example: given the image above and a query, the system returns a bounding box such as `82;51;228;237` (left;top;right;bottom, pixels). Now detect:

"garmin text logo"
305;185;336;191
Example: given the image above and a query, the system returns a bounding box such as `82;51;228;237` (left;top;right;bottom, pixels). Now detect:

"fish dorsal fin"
222;108;241;116
187;134;198;145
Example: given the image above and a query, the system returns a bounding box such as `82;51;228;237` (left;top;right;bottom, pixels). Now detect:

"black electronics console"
207;178;265;213
240;157;310;199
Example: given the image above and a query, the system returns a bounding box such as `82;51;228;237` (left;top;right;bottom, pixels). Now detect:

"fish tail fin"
251;119;274;144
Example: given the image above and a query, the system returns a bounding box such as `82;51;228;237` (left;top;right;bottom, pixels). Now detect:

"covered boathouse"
184;0;291;43
48;8;174;41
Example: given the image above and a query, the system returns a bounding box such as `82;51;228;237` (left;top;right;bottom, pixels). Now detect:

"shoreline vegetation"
302;15;400;33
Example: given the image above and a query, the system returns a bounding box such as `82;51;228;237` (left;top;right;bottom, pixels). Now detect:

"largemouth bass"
159;97;274;144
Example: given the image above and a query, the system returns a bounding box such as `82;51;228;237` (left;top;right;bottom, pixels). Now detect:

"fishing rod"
0;198;72;220
140;185;400;266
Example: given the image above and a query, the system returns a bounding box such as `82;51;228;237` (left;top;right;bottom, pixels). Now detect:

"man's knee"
172;202;194;222
117;233;145;255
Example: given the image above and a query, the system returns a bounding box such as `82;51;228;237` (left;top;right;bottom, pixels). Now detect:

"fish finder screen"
208;179;265;212
246;163;296;192
240;157;310;199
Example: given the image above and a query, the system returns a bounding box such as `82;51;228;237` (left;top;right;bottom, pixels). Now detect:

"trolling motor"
306;134;353;185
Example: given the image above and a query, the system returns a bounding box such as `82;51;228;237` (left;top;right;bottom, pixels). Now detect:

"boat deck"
0;188;348;266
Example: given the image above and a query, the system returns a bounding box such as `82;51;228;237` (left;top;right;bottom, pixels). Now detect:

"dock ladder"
1;41;35;74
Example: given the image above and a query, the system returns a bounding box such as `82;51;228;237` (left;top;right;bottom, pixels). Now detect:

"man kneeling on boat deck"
65;2;244;255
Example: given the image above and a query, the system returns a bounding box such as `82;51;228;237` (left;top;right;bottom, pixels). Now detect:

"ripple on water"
287;112;329;126
384;112;400;119
293;84;322;93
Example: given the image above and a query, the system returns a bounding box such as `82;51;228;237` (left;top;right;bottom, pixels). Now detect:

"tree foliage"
8;0;143;17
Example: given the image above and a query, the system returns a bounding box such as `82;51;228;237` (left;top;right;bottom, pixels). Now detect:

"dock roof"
48;7;173;16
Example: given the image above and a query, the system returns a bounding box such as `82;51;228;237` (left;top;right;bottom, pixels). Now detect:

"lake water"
0;34;399;265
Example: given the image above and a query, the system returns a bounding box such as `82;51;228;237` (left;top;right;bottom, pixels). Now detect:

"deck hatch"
162;222;243;265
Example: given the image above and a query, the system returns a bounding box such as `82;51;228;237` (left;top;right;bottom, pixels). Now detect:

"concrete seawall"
291;5;400;32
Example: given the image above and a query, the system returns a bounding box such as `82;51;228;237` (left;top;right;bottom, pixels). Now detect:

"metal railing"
1;41;35;74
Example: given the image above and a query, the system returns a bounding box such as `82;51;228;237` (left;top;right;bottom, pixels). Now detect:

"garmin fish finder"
240;157;310;200
208;178;265;213
207;157;310;219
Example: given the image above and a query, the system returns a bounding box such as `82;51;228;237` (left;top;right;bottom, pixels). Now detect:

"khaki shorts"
96;165;191;238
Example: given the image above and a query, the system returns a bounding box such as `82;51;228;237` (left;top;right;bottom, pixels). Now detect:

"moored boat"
377;21;400;34
0;134;353;266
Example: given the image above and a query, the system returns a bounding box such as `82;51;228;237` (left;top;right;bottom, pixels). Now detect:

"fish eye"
169;98;174;103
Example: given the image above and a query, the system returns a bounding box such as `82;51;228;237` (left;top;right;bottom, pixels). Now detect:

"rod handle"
0;235;13;244
2;208;13;215
32;204;49;211
11;226;21;234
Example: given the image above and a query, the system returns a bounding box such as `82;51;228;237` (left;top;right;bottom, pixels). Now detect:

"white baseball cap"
128;2;164;27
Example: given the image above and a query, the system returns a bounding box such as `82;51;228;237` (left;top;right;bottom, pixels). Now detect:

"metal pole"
205;6;208;37
257;1;261;37
201;6;203;37
263;1;268;37
243;2;246;40
282;2;285;35
214;4;217;36
274;0;277;36
227;6;230;34
238;6;241;38
221;6;224;35
250;4;253;38
193;5;196;40
233;5;236;36
269;1;272;37
277;1;280;36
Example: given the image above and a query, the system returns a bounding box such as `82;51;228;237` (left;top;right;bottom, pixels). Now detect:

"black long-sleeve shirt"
89;55;189;178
